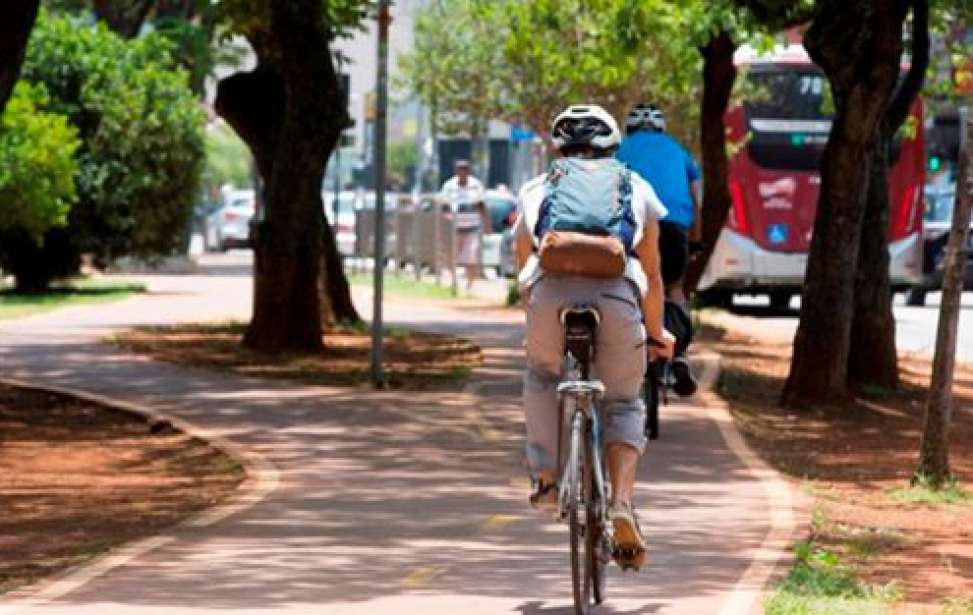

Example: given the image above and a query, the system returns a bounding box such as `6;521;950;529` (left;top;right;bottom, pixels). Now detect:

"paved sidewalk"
0;264;795;614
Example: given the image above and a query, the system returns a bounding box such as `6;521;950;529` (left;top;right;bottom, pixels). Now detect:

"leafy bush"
0;82;78;240
8;12;205;288
0;82;80;292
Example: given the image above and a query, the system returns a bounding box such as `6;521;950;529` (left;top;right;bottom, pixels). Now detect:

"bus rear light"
729;180;750;234
891;183;919;239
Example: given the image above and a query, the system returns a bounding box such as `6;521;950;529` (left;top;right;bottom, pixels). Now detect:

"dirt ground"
700;324;973;612
0;384;244;594
112;322;483;389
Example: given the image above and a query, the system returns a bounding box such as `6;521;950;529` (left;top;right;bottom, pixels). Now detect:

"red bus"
699;44;925;308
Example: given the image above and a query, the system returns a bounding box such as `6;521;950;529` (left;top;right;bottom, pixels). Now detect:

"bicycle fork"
557;393;613;549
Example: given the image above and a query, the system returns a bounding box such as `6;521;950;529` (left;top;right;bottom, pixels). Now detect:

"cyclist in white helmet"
512;104;674;569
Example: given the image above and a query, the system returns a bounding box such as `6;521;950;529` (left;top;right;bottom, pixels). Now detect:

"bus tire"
906;287;926;307
697;289;732;309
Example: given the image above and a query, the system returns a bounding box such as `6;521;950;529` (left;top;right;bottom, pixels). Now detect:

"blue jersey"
616;131;700;230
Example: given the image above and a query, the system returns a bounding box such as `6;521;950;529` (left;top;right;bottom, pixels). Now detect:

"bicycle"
643;359;669;440
554;305;614;615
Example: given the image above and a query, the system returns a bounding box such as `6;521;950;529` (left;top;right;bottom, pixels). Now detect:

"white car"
323;190;357;256
205;190;255;251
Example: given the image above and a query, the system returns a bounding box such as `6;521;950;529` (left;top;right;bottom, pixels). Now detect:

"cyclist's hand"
649;329;676;361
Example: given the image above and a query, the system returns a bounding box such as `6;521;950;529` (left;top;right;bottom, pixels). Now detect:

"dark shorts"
658;221;688;286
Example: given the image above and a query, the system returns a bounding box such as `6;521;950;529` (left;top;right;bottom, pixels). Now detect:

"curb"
693;349;811;615
0;377;280;614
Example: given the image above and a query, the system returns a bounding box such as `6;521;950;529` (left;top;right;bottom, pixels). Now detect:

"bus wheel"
769;291;793;311
906;287;926;307
697;289;733;309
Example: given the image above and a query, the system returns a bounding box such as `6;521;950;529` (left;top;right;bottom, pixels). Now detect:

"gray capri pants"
523;275;647;476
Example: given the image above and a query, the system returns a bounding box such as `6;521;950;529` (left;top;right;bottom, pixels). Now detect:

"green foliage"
0;279;145;320
764;542;902;615
20;12;205;262
218;0;373;43
924;2;973;106
203;122;252;196
942;596;973;615
890;475;971;506
386;140;417;188
400;0;799;155
0;82;79;241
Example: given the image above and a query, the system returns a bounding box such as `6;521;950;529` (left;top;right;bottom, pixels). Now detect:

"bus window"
744;68;832;171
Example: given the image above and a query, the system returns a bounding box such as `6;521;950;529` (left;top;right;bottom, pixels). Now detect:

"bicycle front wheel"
644;362;660;440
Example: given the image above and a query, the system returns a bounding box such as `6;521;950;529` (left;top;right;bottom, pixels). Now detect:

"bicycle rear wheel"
568;413;590;614
585;424;607;605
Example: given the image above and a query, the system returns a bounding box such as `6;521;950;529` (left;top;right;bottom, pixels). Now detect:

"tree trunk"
684;30;737;295
92;0;155;38
214;0;356;352
782;0;909;408
319;219;360;327
847;132;898;389
847;0;930;391
0;0;39;112
916;117;973;487
0;228;79;294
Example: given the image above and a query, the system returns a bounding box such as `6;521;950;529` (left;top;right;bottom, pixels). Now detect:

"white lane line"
693;353;804;615
0;377;281;615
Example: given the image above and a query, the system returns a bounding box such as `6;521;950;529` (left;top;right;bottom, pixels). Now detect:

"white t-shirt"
440;175;485;209
513;168;667;294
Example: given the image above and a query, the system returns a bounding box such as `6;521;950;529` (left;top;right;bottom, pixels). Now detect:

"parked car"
481;189;518;275
907;182;973;306
205;190;255;251
323;190;357;256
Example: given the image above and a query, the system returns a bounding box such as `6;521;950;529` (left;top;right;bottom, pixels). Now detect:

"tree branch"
92;0;155;38
0;0;39;113
214;66;285;180
886;0;929;132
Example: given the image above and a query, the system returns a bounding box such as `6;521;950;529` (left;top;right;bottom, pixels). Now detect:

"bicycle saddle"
561;305;600;370
560;305;601;330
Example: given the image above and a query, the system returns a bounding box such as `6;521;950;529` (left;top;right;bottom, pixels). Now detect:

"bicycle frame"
555;373;609;526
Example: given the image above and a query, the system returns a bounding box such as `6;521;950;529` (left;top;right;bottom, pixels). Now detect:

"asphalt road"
719;291;973;362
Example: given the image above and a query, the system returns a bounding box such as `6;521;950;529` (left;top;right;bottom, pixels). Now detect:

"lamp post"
370;0;391;388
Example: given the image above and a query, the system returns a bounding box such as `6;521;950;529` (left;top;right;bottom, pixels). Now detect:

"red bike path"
0;267;805;614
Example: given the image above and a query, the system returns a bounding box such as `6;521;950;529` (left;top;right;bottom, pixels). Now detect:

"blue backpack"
534;157;636;252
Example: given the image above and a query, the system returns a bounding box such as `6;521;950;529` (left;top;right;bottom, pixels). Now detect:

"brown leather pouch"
537;231;626;278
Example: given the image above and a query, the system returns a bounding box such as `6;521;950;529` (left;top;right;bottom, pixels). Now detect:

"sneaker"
529;479;559;512
670;356;698;397
610;502;647;570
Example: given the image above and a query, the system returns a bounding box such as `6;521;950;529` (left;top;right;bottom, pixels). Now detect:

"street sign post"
370;0;391;388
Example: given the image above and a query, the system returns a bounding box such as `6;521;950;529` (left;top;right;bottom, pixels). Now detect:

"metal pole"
370;0;391;388
334;56;343;200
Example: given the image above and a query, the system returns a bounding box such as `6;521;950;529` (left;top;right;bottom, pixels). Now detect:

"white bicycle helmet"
625;103;666;132
551;104;621;152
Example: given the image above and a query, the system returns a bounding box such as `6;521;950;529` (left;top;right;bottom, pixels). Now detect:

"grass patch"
888;482;972;507
942;597;973;614
0;279;145;320
764;543;902;615
111;321;481;389
347;272;466;301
